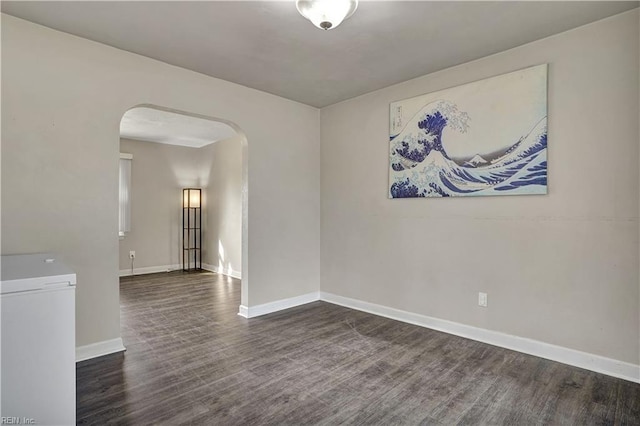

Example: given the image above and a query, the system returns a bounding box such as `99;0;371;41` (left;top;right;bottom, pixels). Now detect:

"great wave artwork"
389;64;547;198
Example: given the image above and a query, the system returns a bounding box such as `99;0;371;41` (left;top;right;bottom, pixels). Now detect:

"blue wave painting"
389;65;547;198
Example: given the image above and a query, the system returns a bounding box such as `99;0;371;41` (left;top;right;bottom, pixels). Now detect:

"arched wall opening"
117;104;249;313
3;13;321;355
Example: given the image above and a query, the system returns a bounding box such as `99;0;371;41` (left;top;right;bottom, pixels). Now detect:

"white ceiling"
2;1;638;108
120;107;237;148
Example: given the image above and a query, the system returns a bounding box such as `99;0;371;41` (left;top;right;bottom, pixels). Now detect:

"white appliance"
1;253;76;426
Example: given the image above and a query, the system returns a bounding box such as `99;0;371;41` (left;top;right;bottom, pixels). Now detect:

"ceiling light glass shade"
296;0;358;30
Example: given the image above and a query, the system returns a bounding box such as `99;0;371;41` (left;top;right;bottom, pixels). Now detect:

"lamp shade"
183;188;201;208
296;0;358;30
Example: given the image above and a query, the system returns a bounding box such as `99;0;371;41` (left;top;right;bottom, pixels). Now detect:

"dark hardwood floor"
76;271;640;425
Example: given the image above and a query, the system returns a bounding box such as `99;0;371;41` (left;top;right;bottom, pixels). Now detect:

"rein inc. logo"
1;418;35;425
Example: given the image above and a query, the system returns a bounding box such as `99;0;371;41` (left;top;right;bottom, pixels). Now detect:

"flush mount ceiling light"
296;0;358;30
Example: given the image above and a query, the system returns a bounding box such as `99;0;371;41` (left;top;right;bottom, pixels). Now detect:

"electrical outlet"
129;251;135;259
478;292;488;307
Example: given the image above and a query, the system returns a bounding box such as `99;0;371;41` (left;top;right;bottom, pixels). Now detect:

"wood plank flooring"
76;271;640;425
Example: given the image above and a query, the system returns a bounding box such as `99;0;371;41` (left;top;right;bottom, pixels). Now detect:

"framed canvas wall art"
389;64;548;198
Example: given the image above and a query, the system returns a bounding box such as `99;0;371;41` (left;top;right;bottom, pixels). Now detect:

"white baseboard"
119;263;241;278
320;292;640;384
238;305;249;318
119;264;181;277
110;273;640;382
76;338;126;362
202;263;241;279
238;291;320;318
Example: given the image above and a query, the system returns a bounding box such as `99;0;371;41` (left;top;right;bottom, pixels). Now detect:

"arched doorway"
117;104;248;323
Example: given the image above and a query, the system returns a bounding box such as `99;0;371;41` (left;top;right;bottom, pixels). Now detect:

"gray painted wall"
1;14;321;347
118;138;203;272
202;137;243;278
320;11;639;364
